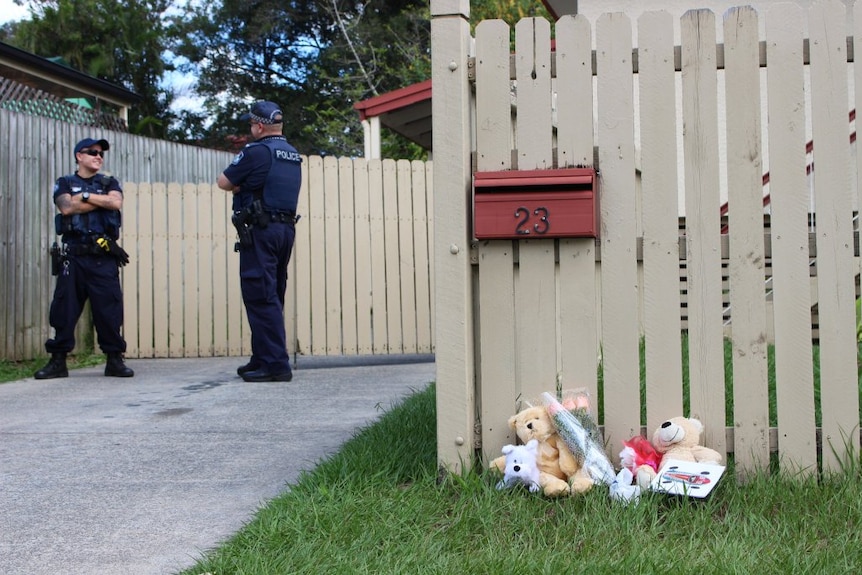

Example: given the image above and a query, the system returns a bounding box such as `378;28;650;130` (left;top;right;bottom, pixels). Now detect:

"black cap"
74;137;110;156
239;101;283;124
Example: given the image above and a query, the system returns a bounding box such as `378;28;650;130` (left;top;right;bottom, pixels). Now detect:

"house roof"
353;80;432;150
0;41;141;109
353;4;576;152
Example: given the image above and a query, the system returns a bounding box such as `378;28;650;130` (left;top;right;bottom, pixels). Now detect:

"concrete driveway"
0;354;435;575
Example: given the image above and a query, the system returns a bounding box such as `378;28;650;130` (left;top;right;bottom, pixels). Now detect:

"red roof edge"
353;79;432;121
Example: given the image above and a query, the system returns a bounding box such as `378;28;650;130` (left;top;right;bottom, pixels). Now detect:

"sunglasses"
80;149;105;157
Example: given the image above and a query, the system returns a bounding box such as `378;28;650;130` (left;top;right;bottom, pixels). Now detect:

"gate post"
431;0;476;472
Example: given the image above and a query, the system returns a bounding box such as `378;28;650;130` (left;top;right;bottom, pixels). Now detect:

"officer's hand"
107;238;130;266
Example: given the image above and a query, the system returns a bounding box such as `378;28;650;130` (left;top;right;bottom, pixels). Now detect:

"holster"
232;211;253;252
249;199;269;230
50;242;63;276
232;200;270;252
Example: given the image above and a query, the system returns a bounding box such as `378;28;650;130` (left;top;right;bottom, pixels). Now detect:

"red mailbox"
473;167;599;240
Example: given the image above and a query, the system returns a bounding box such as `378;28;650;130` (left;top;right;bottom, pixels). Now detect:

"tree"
471;0;550;25
6;0;553;154
168;0;430;157
168;0;551;156
7;0;176;138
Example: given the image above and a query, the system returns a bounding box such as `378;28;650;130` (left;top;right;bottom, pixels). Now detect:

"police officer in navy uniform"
217;101;302;382
34;138;134;379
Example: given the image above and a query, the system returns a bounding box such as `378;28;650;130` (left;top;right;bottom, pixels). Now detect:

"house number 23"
514;206;551;235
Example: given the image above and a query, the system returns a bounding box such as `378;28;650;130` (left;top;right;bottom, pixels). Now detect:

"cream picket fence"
119;158;435;359
431;1;861;477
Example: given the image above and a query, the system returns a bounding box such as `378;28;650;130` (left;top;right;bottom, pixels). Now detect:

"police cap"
240;101;283;125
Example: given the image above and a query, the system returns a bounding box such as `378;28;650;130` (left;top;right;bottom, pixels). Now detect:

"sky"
0;0;29;25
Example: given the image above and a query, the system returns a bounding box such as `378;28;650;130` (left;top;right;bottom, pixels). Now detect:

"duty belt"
264;210;297;224
64;243;109;256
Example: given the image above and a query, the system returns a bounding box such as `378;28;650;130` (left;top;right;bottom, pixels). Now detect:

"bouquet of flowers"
541;391;616;485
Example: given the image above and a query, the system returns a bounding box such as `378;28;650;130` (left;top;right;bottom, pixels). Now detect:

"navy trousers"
46;254;126;354
239;221;295;375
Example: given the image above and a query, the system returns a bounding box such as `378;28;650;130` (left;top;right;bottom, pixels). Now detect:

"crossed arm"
217;173;239;193
55;190;123;215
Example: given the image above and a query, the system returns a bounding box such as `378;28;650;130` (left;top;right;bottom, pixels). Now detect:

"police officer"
34;138;134;379
217;101;302;382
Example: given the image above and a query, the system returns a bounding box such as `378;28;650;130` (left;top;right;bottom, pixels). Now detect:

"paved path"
0;355;436;575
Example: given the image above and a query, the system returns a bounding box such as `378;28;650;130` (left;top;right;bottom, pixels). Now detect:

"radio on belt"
473;167;599;240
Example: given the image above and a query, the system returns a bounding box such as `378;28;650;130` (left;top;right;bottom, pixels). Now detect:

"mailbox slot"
473;168;599;240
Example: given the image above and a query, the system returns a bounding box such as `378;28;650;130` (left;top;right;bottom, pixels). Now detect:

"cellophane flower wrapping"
541;391;616;485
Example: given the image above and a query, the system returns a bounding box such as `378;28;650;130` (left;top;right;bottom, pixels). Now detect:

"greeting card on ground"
649;459;726;498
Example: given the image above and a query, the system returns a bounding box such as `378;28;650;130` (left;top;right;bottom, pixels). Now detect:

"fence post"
431;0;476;472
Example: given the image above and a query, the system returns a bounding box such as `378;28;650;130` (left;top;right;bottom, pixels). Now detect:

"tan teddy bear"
490;405;594;496
634;416;723;489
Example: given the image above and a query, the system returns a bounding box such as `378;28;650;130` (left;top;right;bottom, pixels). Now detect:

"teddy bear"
619;434;664;491
496;439;541;493
631;416;723;489
490;404;594;496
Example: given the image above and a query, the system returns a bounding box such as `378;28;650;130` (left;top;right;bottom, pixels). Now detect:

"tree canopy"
167;0;432;157
4;0;550;157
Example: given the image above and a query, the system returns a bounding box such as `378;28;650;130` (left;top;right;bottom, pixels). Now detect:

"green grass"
0;352;108;383
180;383;862;575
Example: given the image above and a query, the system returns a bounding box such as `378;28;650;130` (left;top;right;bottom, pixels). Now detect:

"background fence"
431;1;861;477
0;108;435;361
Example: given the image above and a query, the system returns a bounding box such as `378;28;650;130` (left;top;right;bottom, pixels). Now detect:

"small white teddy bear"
496;438;541;493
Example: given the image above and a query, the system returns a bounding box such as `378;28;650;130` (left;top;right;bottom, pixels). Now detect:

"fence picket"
307;156;327;355
323;156;341;354
397;159;418;353
597;12;640;449
382;159;403;353
766;2;817;475
196;183;214;357
167;183;184;357
681;9;727;454
638;10;685;432
514;18;557;402
368;159;388;354
210;184;230;357
412;159;432;354
182;183;200;357
724;6;770;472
809;0;860;471
122;183;141;357
475;18;519;455
338;157;358;355
556;15;601;412
152;183;170;357
556;15;595;169
352;158;373;355
136;182;155;358
293;157;312;356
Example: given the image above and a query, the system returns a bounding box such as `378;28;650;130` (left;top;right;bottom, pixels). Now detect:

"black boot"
105;353;134;377
236;360;260;376
34;353;69;380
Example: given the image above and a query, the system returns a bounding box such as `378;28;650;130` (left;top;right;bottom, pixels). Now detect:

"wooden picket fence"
119;158;435;359
431;1;861;477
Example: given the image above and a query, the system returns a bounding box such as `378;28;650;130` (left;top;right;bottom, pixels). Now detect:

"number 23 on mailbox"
473;167;599;240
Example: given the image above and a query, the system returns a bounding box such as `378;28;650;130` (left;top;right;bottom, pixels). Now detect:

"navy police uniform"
222;101;302;382
48;171;126;354
36;137;133;379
